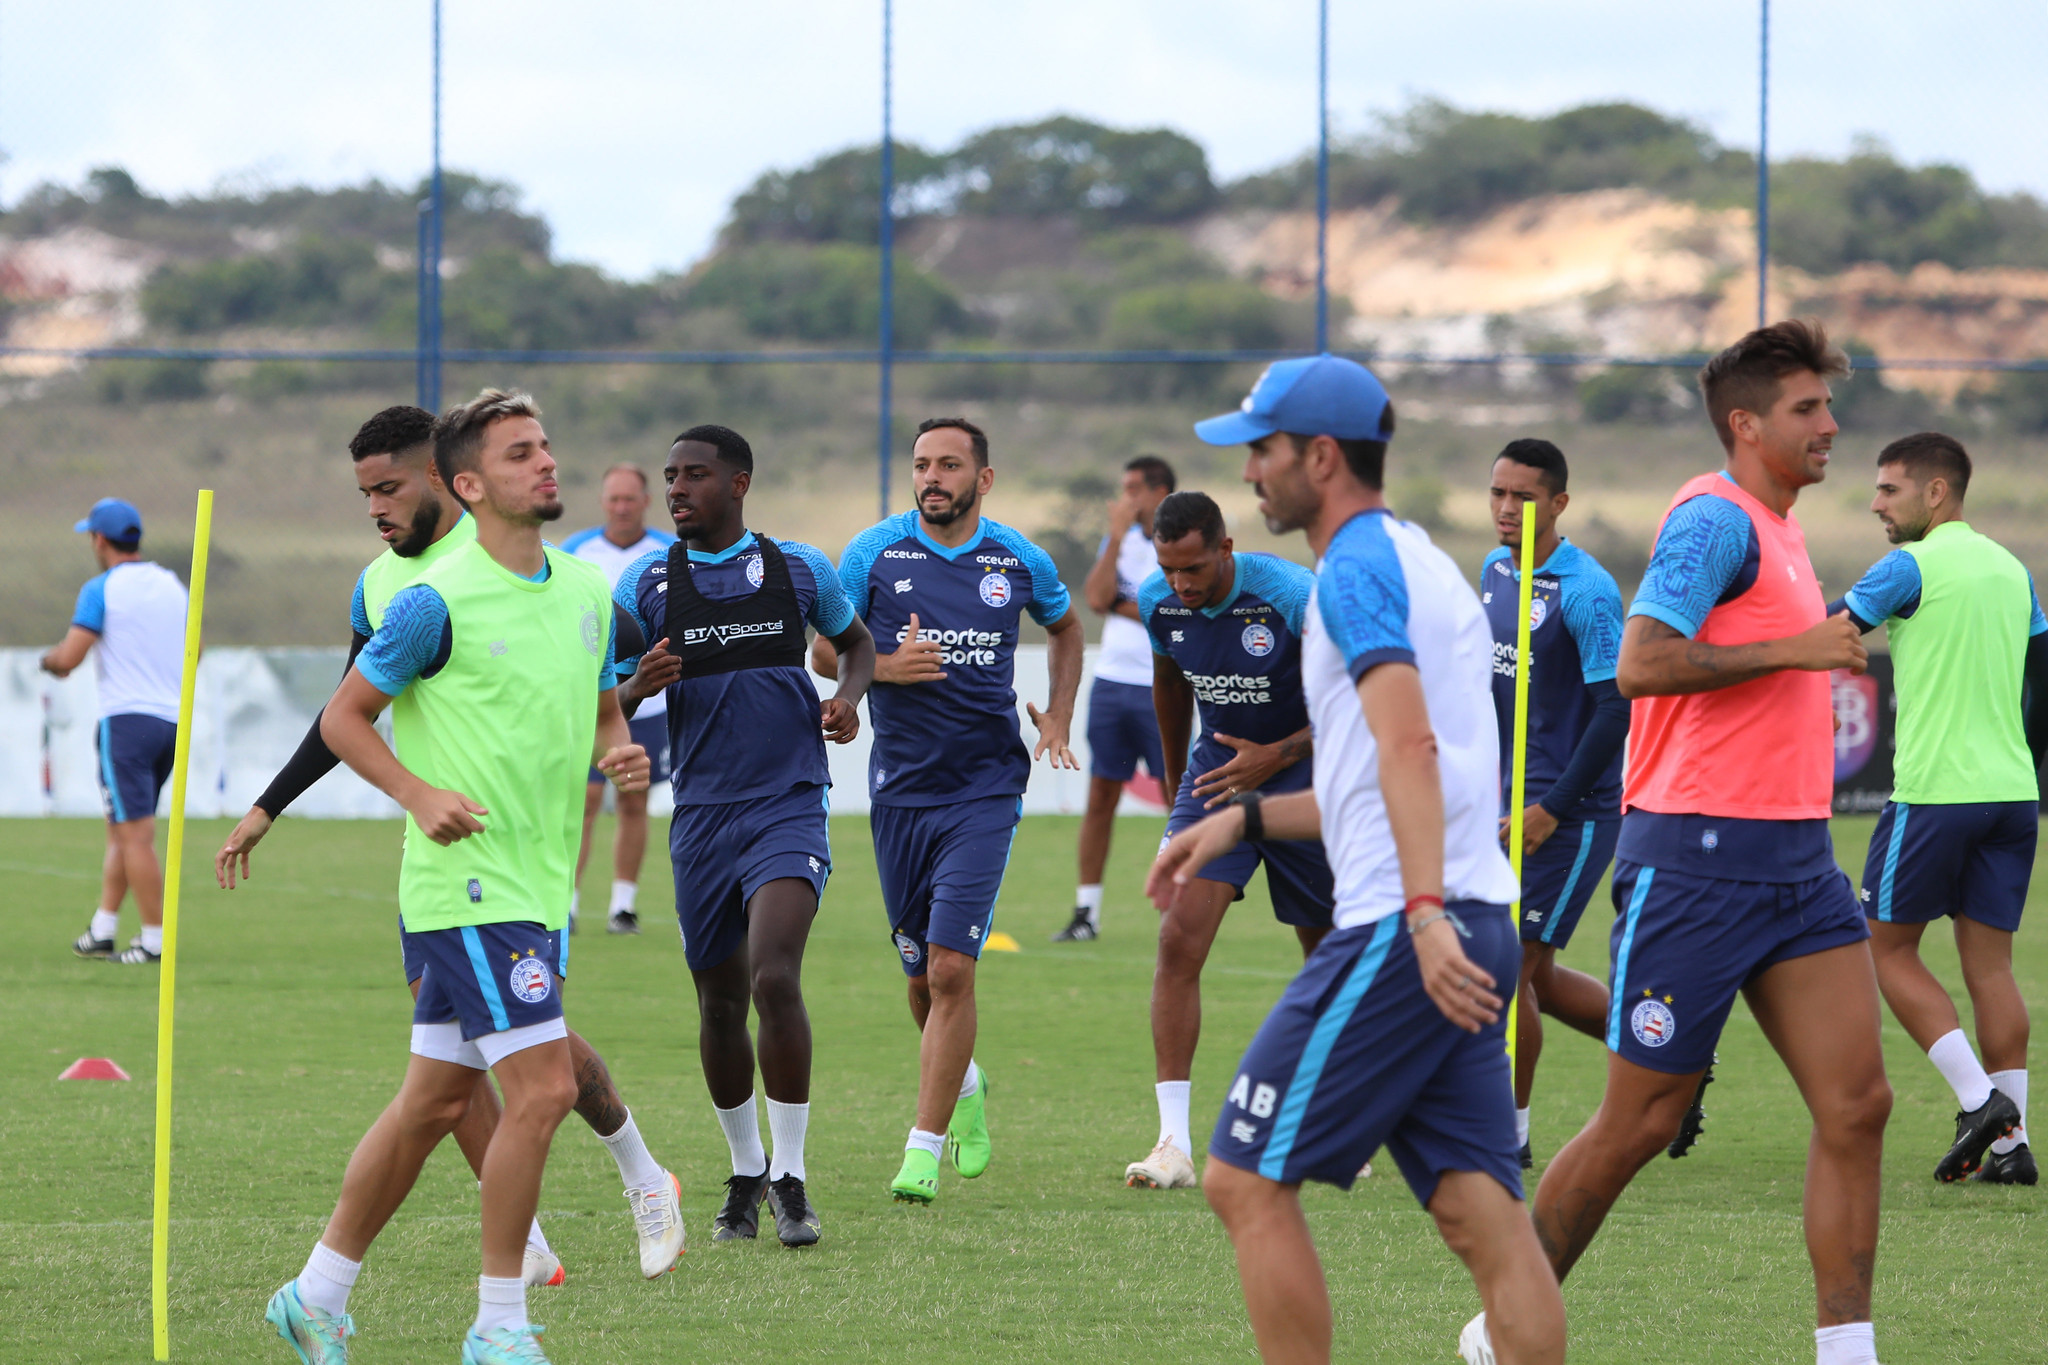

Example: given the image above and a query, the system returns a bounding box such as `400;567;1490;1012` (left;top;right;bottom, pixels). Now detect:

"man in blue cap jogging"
43;498;190;965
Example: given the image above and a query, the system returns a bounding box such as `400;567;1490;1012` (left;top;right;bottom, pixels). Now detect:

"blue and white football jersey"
1479;538;1624;821
1139;552;1315;794
840;511;1071;807
1304;511;1518;929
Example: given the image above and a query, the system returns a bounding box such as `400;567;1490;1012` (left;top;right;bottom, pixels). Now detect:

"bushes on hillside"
686;244;965;346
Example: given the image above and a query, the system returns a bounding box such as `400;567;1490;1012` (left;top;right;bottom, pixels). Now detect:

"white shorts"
410;1017;568;1070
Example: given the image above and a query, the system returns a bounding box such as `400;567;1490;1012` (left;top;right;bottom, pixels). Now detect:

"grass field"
2;813;2042;1363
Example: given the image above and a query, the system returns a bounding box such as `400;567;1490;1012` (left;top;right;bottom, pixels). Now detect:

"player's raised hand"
1410;913;1501;1033
1146;806;1246;908
407;787;488;845
820;697;861;744
1790;611;1868;675
214;806;274;890
1026;702;1079;769
596;743;651;793
625;637;683;700
875;613;947;684
1191;733;1287;808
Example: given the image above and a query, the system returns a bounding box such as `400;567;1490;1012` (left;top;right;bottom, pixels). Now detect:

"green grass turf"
1;814;2042;1363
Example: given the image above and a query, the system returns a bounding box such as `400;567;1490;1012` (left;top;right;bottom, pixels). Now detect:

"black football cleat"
1970;1143;2038;1186
1667;1055;1717;1159
1937;1090;2022;1183
73;931;115;959
1519;1140;1534;1171
1050;910;1099;943
607;910;640;935
712;1171;768;1241
765;1174;822;1247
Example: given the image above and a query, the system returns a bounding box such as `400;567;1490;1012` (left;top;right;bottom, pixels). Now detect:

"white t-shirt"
1094;522;1160;687
564;525;678;716
71;560;188;723
1303;510;1518;929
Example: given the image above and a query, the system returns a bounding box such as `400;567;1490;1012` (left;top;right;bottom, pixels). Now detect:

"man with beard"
612;423;875;1247
268;389;647;1365
1499;322;1892;1365
815;416;1084;1206
1155;356;1561;1364
219;404;684;1298
1836;431;2044;1185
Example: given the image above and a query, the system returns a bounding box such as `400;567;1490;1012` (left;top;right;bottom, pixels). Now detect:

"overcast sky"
4;1;2042;278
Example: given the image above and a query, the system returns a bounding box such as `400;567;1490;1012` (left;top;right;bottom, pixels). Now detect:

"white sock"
473;1274;526;1336
1155;1080;1193;1156
1516;1107;1532;1148
767;1099;810;1181
525;1219;550;1257
715;1095;767;1177
609;880;638;915
90;909;120;941
295;1242;359;1318
1928;1028;1994;1112
1990;1068;2029;1153
959;1060;982;1100
598;1109;666;1193
1814;1321;1878;1365
906;1127;945;1160
569;890;580;918
140;924;164;955
1076;884;1103;924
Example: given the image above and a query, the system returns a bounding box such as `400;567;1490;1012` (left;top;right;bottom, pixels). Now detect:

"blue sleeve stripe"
1841;589;1881;629
1581;665;1618;685
350;570;372;637
560;526;604;553
1626;599;1701;639
354;655;409;697
1346;647;1417;682
784;539;857;637
612;551;658;641
72;572;109;632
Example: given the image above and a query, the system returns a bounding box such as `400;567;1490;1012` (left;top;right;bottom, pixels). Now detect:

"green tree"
686;244;965;346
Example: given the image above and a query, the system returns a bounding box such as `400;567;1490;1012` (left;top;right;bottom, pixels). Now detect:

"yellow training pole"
151;489;212;1361
1505;504;1537;1075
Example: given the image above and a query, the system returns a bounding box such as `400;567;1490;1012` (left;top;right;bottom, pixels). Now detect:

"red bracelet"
1403;895;1445;917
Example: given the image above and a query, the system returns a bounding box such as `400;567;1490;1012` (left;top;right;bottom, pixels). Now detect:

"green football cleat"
460;1323;551;1364
947;1070;992;1179
890;1149;940;1204
265;1282;354;1364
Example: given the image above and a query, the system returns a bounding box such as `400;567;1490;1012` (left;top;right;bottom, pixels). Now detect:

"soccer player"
1515;322;1891;1365
563;464;678;935
220;405;683;1294
45;498;188;965
819;416;1083;1205
612;423;875;1247
1123;490;1333;1191
1835;431;2043;1185
1055;454;1175;942
266;389;649;1365
1480;439;1628;1168
1152;354;1563;1365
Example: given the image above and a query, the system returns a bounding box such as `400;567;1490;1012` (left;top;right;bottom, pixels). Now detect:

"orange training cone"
59;1057;132;1081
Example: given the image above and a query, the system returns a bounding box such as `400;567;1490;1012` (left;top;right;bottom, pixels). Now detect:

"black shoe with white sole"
1049;910;1098;943
1937;1090;2022;1183
73;932;114;959
111;945;160;965
607;910;640;935
766;1174;821;1247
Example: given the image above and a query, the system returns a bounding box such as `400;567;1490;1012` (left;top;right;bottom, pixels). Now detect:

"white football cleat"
1457;1311;1497;1365
628;1170;686;1277
1124;1139;1198;1189
522;1244;565;1287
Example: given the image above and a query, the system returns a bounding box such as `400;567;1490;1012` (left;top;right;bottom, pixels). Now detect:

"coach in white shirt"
563;464;677;934
1053;456;1175;943
43;498;189;965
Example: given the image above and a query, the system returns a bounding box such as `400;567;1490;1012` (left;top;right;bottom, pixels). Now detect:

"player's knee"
406;1086;473;1135
1816;1071;1892;1145
749;958;804;1014
926;949;976;998
1155;920;1206;978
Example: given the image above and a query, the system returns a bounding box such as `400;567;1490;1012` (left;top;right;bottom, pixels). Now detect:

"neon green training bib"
394;540;612;932
1888;521;2038;805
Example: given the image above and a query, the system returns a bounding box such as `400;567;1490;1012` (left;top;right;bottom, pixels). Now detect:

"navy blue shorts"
1086;677;1163;782
1607;860;1869;1075
1519;818;1620;949
669;784;831;972
590;712;671;786
1862;800;2036;933
410;921;565;1041
871;795;1022;975
1165;775;1334;928
404;914;568;986
96;714;176;825
1209;904;1523;1207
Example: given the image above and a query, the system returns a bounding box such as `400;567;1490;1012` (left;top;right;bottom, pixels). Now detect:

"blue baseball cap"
1193;354;1394;447
74;497;143;543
